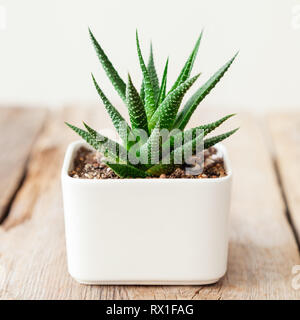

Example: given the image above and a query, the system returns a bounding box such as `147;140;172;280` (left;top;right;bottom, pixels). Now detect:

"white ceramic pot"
61;140;232;285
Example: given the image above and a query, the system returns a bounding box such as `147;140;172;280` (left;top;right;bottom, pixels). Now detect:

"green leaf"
156;57;169;107
65;122;127;163
89;28;126;102
174;52;238;130
106;162;149;178
140;43;160;105
91;74;132;148
82;122;128;162
147;43;160;102
126;74;149;134
204;128;239;149
149;74;200;131
146;163;176;177
136;30;156;120
66;122;99;150
201;114;236;136
140;79;145;103
168;31;203;93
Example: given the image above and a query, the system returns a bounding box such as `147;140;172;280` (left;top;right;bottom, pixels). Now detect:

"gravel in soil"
69;146;227;179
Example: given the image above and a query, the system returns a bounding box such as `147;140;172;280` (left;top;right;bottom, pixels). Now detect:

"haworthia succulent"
89;28;126;102
156;57;169;107
136;31;156;120
126;74;149;135
168;31;203;93
106;162;149;178
174;53;238;130
149;74;200;131
67;30;239;178
91;74;132;148
204;128;239;149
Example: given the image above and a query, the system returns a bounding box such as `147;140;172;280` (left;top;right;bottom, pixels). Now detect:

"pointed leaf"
126;74;149;134
174;53;238;130
149;74;200;131
139;44;160;105
92;74;132;148
136;31;156;119
168;31;203;93
163;113;236;153
66;122;99;151
89;28;126;102
157;57;169;107
106;162;149;178
201;114;236;136
204;128;239;149
65;122;127;163
147;43;160;102
82;122;128;162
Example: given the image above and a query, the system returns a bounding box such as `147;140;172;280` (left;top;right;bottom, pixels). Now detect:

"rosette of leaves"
66;29;239;178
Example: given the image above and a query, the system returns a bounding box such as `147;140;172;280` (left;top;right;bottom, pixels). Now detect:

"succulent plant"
66;29;238;178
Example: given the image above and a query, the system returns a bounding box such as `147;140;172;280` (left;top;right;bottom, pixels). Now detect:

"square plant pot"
61;140;232;285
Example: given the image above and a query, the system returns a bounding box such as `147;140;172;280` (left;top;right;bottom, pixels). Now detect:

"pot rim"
61;140;232;184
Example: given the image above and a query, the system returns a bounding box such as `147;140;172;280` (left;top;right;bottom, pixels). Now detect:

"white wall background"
0;0;299;111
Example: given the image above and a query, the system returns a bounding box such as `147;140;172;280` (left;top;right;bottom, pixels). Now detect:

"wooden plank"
0;107;299;299
0;107;47;222
267;112;300;243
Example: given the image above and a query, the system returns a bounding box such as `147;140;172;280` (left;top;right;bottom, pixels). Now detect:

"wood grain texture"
0;107;299;300
267;112;300;243
208;112;300;299
0;108;47;222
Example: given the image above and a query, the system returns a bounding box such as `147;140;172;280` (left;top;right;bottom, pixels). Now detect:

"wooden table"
0;106;300;300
